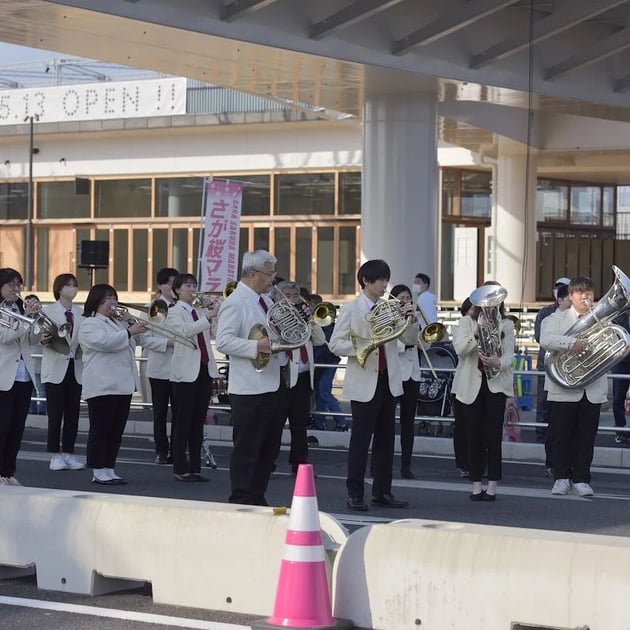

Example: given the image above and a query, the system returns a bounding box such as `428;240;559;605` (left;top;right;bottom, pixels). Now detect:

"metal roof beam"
471;0;628;69
392;0;520;56
545;26;630;80
310;0;405;40
221;0;279;22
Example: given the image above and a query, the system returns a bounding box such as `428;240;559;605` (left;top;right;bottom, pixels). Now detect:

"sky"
0;43;66;64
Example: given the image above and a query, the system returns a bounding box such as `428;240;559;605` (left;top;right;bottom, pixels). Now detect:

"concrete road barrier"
333;518;630;630
0;487;347;616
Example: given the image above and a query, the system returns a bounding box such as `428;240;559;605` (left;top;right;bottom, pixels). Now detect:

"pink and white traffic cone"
252;464;352;630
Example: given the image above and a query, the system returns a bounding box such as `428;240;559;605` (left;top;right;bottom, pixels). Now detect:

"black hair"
0;268;24;313
52;273;78;300
357;259;390;289
569;276;596;295
156;267;179;286
83;284;117;317
310;293;323;305
414;273;431;287
172;273;197;299
556;284;569;301
460;297;473;316
390;284;411;299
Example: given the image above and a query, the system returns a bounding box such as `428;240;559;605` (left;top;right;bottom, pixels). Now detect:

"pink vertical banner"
199;179;243;291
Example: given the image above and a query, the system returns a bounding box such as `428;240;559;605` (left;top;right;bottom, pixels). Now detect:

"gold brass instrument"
312;301;337;327
470;283;508;380
351;293;413;368
249;285;312;372
416;305;447;345
112;305;198;350
545;265;630;389
0;300;41;333
23;296;72;354
192;281;238;308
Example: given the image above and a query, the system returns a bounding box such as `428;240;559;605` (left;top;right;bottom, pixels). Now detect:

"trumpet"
0;301;41;333
112;305;198;350
192;281;238;308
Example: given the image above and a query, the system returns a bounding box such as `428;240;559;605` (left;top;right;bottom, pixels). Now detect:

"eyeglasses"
5;283;22;290
256;269;276;278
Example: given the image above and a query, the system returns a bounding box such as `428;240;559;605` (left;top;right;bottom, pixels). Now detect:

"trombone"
112;305;198;350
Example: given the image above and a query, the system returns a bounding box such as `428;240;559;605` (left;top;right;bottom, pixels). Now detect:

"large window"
96;179;151;218
0;182;28;220
156;177;203;218
339;172;361;215
276;173;334;215
460;171;491;218
38;181;90;219
570;186;601;225
239;174;271;216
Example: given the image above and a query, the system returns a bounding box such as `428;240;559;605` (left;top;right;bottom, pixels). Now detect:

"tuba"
249;285;312;371
351;293;413;368
545;265;630;389
470;283;508;380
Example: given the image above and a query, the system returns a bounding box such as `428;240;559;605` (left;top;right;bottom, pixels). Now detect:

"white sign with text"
0;77;187;125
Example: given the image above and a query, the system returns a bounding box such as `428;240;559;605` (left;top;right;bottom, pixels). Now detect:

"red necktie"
259;296;268;313
64;310;74;335
300;345;308;363
378;347;387;374
191;309;209;365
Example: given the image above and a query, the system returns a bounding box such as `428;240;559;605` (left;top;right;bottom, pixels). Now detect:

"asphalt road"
2;425;630;629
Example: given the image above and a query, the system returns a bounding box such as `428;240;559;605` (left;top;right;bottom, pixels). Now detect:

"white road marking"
0;595;247;629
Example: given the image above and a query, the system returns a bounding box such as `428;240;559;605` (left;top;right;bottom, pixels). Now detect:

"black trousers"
461;377;506;482
86;394;132;469
171;366;212;476
228;388;283;505
550;394;600;483
45;360;82;453
347;372;396;499
149;377;177;457
0;381;32;478
611;362;630;432
275;371;311;468
398;378;419;470
451;395;469;470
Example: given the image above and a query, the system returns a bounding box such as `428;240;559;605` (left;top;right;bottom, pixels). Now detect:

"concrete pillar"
361;91;439;291
490;137;538;303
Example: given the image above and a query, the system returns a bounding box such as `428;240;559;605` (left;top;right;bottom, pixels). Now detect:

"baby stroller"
201;366;229;469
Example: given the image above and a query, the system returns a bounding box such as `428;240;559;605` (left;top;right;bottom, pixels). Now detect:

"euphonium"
469;283;508;380
249;285;312;371
351;293;413;368
23;296;71;355
545;265;630;389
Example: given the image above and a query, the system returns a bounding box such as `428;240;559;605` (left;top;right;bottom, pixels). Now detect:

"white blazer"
329;294;418;402
215;282;281;395
287;323;326;389
451;314;515;404
540;306;608;403
41;301;84;385
166;302;219;383
78;314;141;399
396;339;422;382
0;315;39;391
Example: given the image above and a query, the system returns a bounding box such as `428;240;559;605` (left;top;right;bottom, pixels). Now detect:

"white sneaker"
6;476;21;486
0;477;7;485
50;455;70;471
574;482;594;497
552;478;572;495
63;454;86;470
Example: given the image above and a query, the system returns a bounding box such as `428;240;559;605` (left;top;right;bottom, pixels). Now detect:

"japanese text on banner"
200;179;242;291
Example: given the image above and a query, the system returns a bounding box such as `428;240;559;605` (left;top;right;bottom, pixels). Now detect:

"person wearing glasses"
0;268;41;486
78;284;147;485
40;273;85;472
216;250;284;505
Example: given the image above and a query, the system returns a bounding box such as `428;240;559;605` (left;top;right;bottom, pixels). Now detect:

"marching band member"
166;273;220;482
147;267;179;465
41;273;85;472
0;268;40;486
79;284;146;485
452;282;514;502
390;284;421;480
329;259;416;511
272;281;325;474
215;250;283;505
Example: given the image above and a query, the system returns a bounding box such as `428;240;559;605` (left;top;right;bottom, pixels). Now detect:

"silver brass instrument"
545;265;630;389
192;281;237;308
0;300;41;334
35;312;71;354
351;293;413;369
112;305;198;350
249;286;312;372
470;283;508;380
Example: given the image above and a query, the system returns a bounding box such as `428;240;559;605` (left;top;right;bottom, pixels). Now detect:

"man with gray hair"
216;249;283;505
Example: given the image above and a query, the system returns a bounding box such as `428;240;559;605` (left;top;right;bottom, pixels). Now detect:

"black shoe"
174;473;196;482
335;424;348;432
371;493;409;508
401;467;415;479
469;491;485;501
91;477;116;485
193;474;210;482
481;491;496;502
109;476;127;485
346;496;368;511
166;455;173;464
154;454;168;465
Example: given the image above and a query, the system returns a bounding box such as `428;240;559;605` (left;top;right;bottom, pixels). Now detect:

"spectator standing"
412;272;438;329
610;310;630;444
